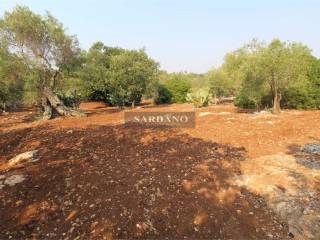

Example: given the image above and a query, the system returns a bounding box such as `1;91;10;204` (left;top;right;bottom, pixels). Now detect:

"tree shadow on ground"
84;108;122;117
0;124;288;239
235;108;257;114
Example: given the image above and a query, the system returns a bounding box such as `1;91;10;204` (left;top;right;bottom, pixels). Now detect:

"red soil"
0;102;319;239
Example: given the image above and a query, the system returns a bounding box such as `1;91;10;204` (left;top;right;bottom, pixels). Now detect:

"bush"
186;88;212;108
0;82;9;111
85;87;110;102
236;86;320;110
108;88;128;107
282;87;320;109
234;93;273;109
0;80;24;111
234;93;257;109
234;72;271;109
260;93;273;109
154;84;171;104
57;90;82;108
165;77;191;103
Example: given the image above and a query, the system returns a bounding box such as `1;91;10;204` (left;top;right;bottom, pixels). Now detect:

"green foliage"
56;90;82;108
0;5;81;110
108;49;158;106
282;87;320;109
206;68;234;97
80;43;118;102
1;6;81;74
0;40;27;110
154;84;172;104
164;75;191;103
235;82;320;111
81;43;159;107
234;94;257;109
309;58;320;87
234;89;273;109
227;39;315;110
234;70;271;109
0;82;9;110
186;88;212;108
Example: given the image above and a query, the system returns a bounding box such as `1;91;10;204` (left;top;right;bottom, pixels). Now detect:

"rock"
199;112;213;117
296;156;320;169
7;150;38;167
301;143;320;154
232;153;320;239
4;175;25;186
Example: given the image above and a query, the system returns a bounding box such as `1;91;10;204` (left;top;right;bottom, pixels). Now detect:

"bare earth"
0;102;319;239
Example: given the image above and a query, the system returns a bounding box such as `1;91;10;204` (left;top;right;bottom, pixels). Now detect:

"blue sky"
1;0;320;73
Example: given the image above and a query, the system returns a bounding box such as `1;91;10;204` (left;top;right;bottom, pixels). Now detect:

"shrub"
234;71;271;109
186;88;212;108
154;84;171;104
0;82;9;111
87;89;110;102
282;87;320;109
56;90;82;108
234;92;273;109
234;93;257;109
165;77;191;103
236;86;320;110
0;80;24;111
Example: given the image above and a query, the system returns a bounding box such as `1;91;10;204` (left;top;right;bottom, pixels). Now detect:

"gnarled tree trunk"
41;87;86;120
41;96;53;120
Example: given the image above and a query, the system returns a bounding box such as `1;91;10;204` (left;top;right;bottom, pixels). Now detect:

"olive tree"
0;6;85;119
258;40;312;113
224;39;313;113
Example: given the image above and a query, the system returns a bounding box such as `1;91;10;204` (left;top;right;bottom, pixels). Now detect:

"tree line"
0;6;319;118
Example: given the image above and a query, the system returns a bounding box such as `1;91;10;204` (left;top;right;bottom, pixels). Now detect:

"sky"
1;0;320;73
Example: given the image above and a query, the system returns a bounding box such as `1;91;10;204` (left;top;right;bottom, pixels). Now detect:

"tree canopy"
221;39;317;112
0;6;84;118
81;42;159;107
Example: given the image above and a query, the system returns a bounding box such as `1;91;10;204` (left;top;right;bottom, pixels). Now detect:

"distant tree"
80;42;120;102
260;40;313;113
0;6;84;118
109;49;159;107
223;39;314;112
82;42;159;107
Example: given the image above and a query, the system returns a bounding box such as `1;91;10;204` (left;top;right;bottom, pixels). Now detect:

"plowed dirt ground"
0;102;319;239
